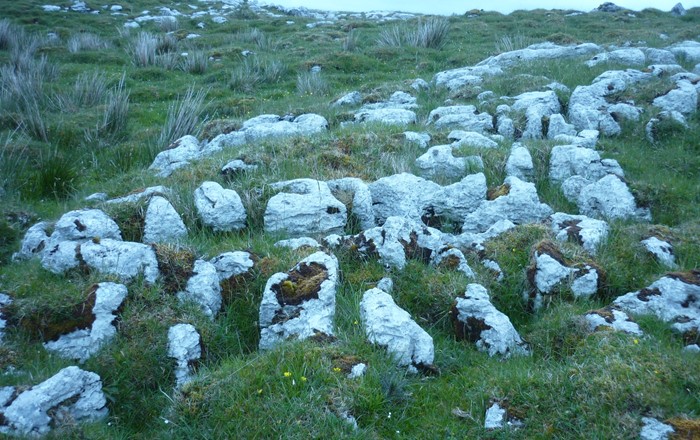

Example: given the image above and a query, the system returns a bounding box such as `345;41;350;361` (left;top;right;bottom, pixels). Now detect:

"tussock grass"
230;56;287;92
181;50;208;74
99;74;130;139
130;32;158;67
377;17;450;49
494;33;535;54
157;85;208;149
296;71;330;96
67;32;111;53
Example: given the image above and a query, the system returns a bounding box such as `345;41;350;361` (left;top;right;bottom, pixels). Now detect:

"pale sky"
261;0;700;15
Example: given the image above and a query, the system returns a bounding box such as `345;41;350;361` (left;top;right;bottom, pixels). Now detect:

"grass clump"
157;85;208;149
230;56;287;92
67;32;111;53
297;71;330;97
377;17;450;49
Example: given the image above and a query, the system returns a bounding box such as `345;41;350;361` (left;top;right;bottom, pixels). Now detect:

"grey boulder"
452;283;529;357
167;323;202;388
360;288;434;369
259;251;339;350
177;259;222;318
264;179;347;237
0;366;107;437
194;181;247;232
143;196;187;243
462;176;552;233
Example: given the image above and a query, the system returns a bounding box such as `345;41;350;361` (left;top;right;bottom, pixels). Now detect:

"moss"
399;230;433;264
668;418;700;439
103;201;147;243
152;243;196;294
451;302;491;342
272;262;328;306
667;270;700;286
6;285;98;342
487;183;511;200
439;254;462;271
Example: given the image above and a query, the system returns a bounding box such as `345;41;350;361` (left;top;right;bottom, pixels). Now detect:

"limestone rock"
369;173;486;226
327;177;376;230
149;135;220;178
403;131;431;148
264;179;347;237
177;259;222;318
243;113;328;141
585;48;646;67
50;209;122;244
614;271;700;337
671;2;687;16
549;144;623;184
427;105;493;133
220;159;258;177
568;69;651;136
462;176;552;233
476;42;601;69
343;216;445;270
194;181;247;232
577;174;651;221
505;143;534;181
653;79;698;114
44;283;127;362
80;239;160;283
209;251;254;282
667;40;700;63
546;114;577;139
511;90;561;140
434;248;475;278
143;196;187;243
584;306;642;335
452;284;529;357
105;185;171;205
484;403;507;429
40;240;81;274
550;212;609;255
259;252;338;350
0;366;107;437
12;222;51;261
526;241;604;309
433;64;503;90
450;131;499;149
274;237;321;250
360;288;434;368
167;323;202;388
354;108;416;126
640;417;675;440
641;236;678;269
415;145;467;179
332;91;361;107
369;173;440;225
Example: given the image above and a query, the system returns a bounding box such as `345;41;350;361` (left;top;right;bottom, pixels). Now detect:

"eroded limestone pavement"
3;0;700;436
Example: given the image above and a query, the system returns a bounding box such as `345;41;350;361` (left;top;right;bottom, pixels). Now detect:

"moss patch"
272;262;328;306
6;285;98;342
487;183;511;200
152;243;196;293
669;418;700;440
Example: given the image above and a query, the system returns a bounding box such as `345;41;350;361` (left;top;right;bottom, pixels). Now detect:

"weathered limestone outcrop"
259;252;338;350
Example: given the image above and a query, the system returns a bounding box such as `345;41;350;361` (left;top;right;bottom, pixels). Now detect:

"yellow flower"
353;320;359;325
332;367;342;373
301;376;307;382
633;339;639;344
283;371;292;378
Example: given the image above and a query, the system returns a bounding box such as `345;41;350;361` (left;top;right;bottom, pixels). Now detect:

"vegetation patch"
272;262;328;306
152;243;196;293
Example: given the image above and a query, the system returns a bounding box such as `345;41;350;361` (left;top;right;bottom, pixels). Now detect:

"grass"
0;3;699;439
